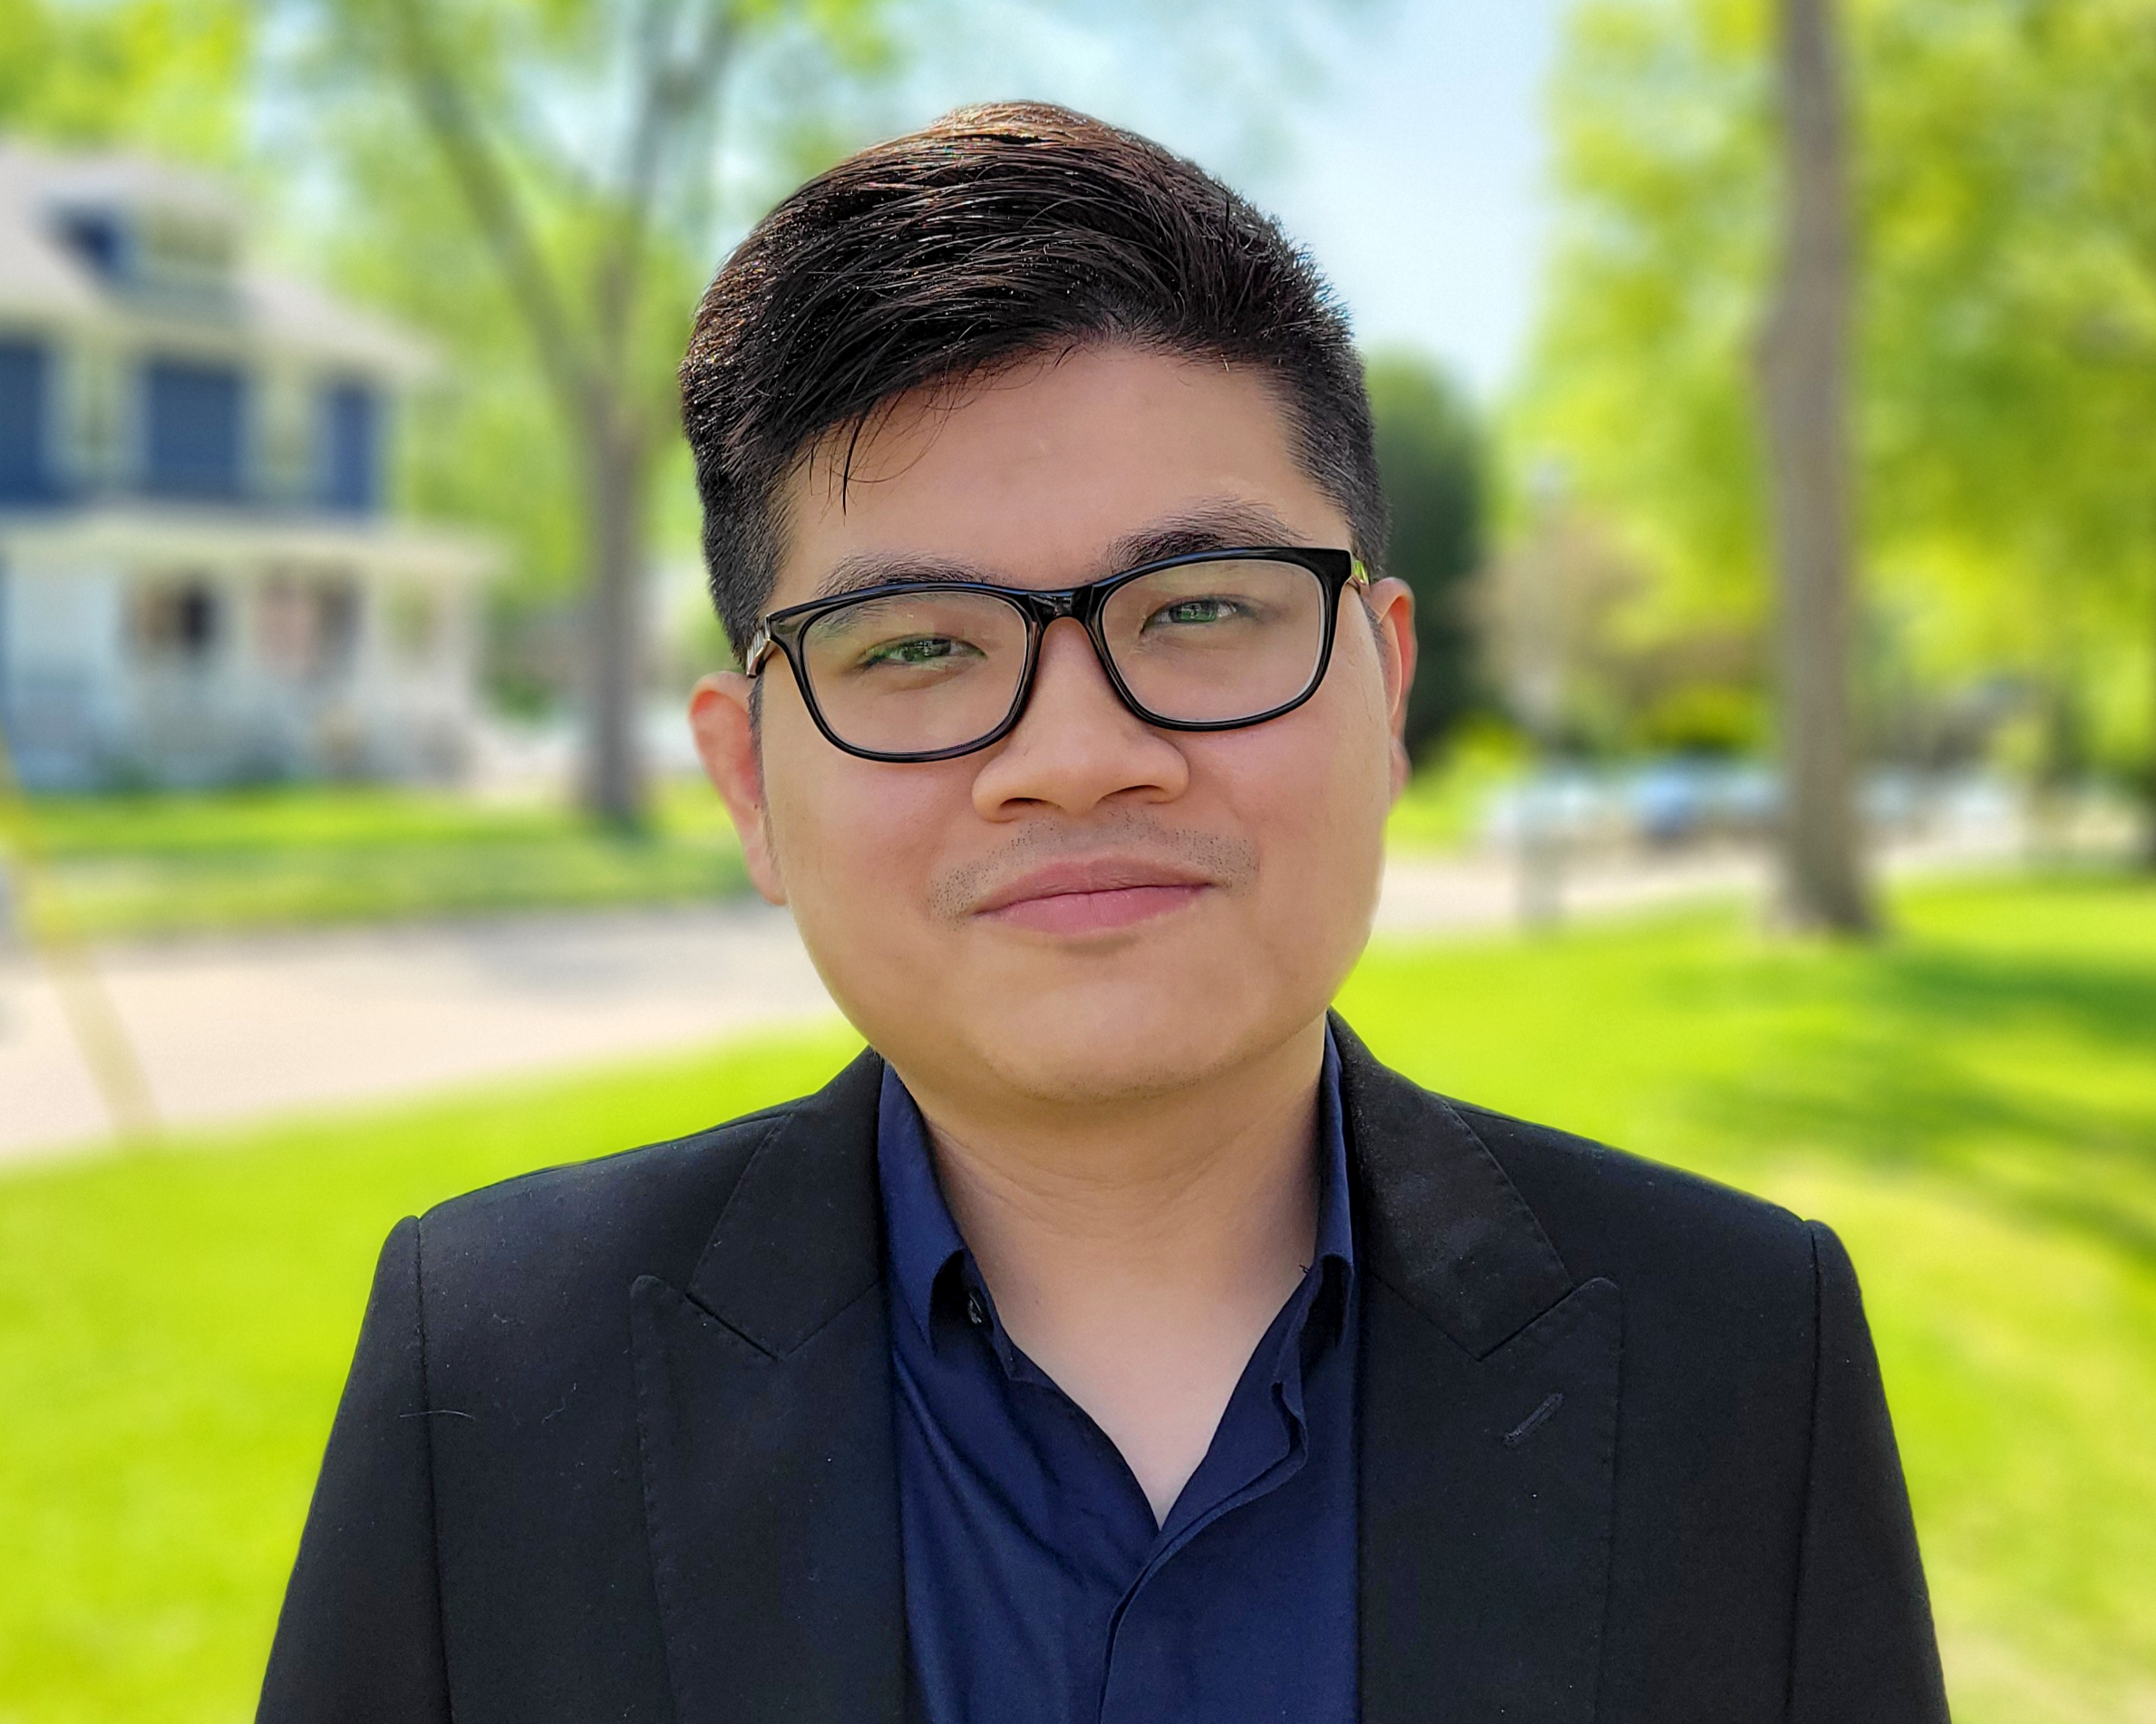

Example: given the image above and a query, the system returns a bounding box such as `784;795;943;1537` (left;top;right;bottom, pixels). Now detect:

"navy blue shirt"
877;1033;1360;1724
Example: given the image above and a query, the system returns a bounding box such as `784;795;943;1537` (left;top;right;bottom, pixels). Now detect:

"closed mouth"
969;857;1219;934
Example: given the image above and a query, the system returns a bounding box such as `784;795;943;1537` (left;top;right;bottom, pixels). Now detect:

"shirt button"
966;1293;986;1327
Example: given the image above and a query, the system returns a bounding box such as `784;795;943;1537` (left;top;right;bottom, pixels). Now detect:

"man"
260;104;1947;1724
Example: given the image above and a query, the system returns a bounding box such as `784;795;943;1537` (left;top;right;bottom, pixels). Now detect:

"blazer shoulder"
408;1098;805;1322
1446;1096;1819;1312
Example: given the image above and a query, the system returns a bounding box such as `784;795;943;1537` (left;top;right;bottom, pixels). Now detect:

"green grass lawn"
3;873;2152;1722
12;780;747;939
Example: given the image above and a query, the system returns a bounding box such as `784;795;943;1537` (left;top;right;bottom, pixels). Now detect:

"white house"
0;143;496;789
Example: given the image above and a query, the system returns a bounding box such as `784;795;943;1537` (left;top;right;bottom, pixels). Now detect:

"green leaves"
1520;0;2156;786
1367;353;1488;760
0;0;252;161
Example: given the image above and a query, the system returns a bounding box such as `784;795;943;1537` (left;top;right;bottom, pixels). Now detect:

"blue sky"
1270;1;1573;399
889;1;1575;402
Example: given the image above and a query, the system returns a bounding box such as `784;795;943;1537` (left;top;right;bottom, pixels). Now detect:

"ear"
688;672;787;906
1365;576;1419;802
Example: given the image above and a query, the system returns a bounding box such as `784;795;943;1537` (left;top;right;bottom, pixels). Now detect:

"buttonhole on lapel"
1501;1392;1565;1448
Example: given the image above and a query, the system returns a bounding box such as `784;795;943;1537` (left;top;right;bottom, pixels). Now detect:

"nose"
969;616;1190;820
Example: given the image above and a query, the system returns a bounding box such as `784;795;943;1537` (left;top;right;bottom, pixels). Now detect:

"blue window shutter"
143;359;245;499
318;382;380;513
0;341;53;503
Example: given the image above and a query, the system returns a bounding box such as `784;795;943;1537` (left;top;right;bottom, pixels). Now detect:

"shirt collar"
876;1026;1357;1346
875;1061;971;1341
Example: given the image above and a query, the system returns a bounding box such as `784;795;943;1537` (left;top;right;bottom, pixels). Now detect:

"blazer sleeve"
257;1216;452;1724
1786;1221;1951;1724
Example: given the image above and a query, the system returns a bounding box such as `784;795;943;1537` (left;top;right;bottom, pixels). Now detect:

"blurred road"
0;834;2015;1165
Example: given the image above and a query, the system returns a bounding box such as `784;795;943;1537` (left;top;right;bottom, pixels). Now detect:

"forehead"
767;344;1346;606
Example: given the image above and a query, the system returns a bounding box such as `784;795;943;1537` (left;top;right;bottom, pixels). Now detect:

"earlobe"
687;673;788;906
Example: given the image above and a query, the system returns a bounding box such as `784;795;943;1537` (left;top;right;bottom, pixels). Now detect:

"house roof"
0;141;433;383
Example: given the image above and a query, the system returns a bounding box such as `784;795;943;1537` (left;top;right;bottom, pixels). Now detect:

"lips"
970;857;1218;935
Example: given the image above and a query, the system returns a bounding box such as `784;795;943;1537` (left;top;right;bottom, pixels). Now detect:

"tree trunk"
582;407;649;828
1757;0;1877;935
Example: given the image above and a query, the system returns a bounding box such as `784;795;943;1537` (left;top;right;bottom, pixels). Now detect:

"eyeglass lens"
795;558;1331;757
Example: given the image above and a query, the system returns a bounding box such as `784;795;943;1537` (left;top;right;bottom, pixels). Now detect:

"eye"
1148;596;1241;629
859;634;983;668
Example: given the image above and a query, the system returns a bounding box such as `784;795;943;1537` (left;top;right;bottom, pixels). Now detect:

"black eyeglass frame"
743;546;1369;764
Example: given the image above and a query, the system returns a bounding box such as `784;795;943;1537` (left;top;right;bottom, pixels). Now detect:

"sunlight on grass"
2;875;2152;1722
20;780;746;938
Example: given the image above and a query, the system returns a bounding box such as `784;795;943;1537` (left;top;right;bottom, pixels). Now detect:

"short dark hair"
679;102;1387;656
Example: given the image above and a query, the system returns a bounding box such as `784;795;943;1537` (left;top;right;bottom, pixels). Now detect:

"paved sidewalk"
0;903;834;1163
0;836;2006;1165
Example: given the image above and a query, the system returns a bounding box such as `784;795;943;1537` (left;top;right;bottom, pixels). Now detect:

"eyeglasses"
743;547;1368;763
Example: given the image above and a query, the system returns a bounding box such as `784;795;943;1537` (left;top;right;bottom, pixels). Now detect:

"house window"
318;382;380;513
0;340;53;503
143;358;244;499
55;209;126;281
134;577;222;663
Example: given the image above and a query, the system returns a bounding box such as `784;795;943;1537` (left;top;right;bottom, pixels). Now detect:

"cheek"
762;731;964;910
1199;709;1391;926
1216;676;1394;840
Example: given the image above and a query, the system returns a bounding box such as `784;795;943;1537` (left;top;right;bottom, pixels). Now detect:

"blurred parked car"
1481;758;2016;855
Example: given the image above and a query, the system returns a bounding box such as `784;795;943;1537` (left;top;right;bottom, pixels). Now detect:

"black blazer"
259;1018;1947;1723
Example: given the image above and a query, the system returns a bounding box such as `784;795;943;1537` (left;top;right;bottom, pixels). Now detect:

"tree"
1757;0;1874;931
1519;0;2156;877
1859;0;2156;863
297;0;889;827
1365;354;1486;762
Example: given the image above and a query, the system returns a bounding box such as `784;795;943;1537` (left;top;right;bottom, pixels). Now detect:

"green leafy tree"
286;0;901;827
1859;0;2156;856
1520;0;2156;867
1366;354;1487;762
0;0;250;159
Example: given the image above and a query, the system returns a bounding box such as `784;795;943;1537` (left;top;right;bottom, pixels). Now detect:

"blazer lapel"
631;1049;908;1724
1336;1018;1623;1724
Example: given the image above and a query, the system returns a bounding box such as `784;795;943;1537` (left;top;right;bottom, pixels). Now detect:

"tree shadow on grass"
1857;946;2156;1057
1686;943;2156;1267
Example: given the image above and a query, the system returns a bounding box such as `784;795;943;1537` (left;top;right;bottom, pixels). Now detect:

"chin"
957;984;1291;1106
820;916;1358;1108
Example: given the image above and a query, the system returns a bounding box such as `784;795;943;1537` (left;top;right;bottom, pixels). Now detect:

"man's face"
691;344;1415;1109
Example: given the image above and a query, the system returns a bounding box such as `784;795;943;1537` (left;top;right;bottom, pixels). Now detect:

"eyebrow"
805;499;1309;602
1105;501;1304;572
810;551;989;601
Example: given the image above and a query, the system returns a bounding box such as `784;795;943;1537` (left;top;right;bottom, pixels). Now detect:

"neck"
903;1017;1327;1293
892;1015;1328;1521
